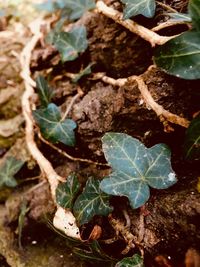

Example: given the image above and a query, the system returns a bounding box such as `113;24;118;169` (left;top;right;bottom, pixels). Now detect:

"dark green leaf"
73;177;113;225
189;0;200;30
184;115;200;160
121;0;156;19
168;12;192;22
115;254;144;267
56;173;80;209
52;26;88;62
154;31;200;80
33;103;76;146
36;76;53;107
0;157;24;188
72;64;93;83
100;133;177;209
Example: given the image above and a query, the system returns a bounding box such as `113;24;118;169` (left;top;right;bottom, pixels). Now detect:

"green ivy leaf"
100;133;177;209
184;115;200;160
52;26;88;62
168;12;191;22
73;177;113;225
72;64;93;83
154;31;200;80
33;103;76;146
56;173;80;209
63;0;96;20
36;76;53;108
115;254;144;267
0;157;24;188
189;0;200;30
121;0;156;19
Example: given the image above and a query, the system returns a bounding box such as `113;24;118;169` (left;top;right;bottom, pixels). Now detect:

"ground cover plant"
0;0;200;266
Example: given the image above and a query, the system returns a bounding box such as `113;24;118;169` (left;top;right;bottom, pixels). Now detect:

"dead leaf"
88;225;102;240
53;206;81;240
0;87;19;104
0;115;24;137
185;248;200;267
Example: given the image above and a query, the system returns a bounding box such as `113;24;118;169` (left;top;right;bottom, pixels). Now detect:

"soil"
0;0;200;267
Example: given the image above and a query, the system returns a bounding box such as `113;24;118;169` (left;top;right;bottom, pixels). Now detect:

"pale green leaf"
36;76;53;108
0;157;24;188
121;0;156;19
72;64;93;83
115;254;144;267
154;31;200;80
33;103;76;146
56;173;80;209
73;177;113;225
168;12;191;22
35;0;58;12
189;0;200;30
62;0;95;20
18;200;30;249
100;133;177;209
184;115;200;160
52;26;88;62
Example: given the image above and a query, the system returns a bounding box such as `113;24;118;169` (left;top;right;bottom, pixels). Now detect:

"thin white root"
96;1;177;47
134;76;190;128
94;72;190;128
20;19;81;240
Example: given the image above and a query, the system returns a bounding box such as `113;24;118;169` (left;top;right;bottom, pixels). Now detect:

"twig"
20;20;65;196
133;76;190;128
151;20;190;32
96;1;178;47
20;19;81;240
38;131;109;167
156;1;178;13
93;71;190;128
122;209;131;228
61;90;83;121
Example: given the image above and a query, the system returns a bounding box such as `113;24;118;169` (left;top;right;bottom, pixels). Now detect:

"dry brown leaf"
0;115;24;137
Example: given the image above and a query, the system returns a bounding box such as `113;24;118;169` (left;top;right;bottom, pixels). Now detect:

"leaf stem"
61;89;83;121
38;131;109;167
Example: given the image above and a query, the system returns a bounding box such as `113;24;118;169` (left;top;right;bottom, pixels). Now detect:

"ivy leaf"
46;18;65;44
72;64;93;83
121;0;156;19
154;31;200;80
33;103;76;146
184;115;200;160
168;12;192;22
56;173;80;209
52;26;88;62
73;177;113;225
189;0;200;30
0;157;24;188
36;76;53;108
115;254;144;267
63;0;96;20
100;133;177;209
